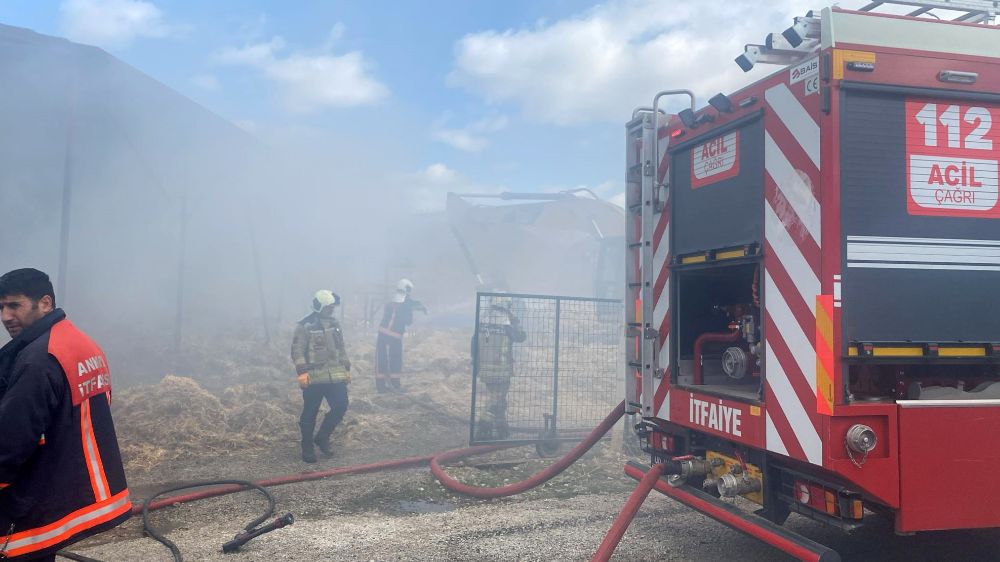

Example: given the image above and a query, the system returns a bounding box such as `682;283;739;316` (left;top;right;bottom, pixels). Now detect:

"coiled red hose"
693;329;741;384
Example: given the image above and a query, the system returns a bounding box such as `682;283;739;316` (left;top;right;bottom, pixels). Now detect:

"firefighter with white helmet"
374;278;426;393
396;278;414;299
472;294;526;440
291;289;351;463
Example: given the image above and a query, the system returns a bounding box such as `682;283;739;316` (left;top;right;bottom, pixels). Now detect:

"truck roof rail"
857;1;999;24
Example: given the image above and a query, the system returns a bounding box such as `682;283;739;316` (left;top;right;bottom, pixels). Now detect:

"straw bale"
111;327;491;473
226;401;296;438
114;375;291;471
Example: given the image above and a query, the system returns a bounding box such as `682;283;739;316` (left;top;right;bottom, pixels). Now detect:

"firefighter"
374;278;426;393
291;290;351;464
472;295;526;441
0;268;131;561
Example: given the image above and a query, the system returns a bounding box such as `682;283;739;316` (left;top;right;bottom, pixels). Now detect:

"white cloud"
421;163;460;184
431;114;508;152
432;129;487;153
59;0;174;48
191;73;220;91
322;22;346;50
449;0;861;125
215;27;389;113
405;163;500;213
217;37;285;66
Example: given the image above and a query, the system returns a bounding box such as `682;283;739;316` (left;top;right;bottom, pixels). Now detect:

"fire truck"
624;2;1000;559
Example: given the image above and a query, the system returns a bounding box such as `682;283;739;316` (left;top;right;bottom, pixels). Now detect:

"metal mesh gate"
470;292;622;445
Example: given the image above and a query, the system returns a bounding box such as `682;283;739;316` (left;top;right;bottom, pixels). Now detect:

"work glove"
297;373;310;389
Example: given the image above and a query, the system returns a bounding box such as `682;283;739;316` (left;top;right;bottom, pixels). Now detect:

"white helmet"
397;278;414;294
486;295;514;325
312;289;340;312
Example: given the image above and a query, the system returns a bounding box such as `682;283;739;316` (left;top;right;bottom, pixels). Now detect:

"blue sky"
0;0;872;211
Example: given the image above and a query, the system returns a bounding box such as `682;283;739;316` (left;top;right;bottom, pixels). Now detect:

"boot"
390;378;402;393
301;439;317;463
376;379;388;394
314;428;334;458
496;419;510;440
314;436;333;458
475;420;494;442
314;404;345;458
300;424;317;463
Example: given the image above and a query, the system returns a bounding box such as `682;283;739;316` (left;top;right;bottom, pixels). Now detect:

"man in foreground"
0;268;131;561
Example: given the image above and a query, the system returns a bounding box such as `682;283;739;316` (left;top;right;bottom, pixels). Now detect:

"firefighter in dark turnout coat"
0;269;130;561
374;279;426;393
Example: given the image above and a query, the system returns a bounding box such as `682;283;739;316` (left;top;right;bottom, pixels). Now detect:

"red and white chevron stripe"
762;82;823;465
651;127;672;420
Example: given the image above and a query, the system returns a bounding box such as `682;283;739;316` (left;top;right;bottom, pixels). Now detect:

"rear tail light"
850;499;864;520
824;490;836;515
795;481;811;504
647;432;675;453
796;479;864;520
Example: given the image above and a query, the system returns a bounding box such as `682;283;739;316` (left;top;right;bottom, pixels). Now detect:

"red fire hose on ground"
429;401;625;498
136;401;623;515
68;401;657;561
134;453;446;514
590;462;666;562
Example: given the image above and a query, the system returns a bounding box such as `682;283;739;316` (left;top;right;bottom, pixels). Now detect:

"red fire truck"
624;2;1000;560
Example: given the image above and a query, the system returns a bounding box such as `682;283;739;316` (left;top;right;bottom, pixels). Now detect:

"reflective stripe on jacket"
291;314;351;384
0;314;131;560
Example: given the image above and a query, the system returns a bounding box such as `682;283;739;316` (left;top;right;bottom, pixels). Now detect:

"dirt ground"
64;327;1000;562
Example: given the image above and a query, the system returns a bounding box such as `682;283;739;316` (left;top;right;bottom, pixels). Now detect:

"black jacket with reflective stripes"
0;310;131;560
379;298;421;338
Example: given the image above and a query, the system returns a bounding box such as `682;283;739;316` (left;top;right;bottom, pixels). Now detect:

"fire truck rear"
624;2;1000;559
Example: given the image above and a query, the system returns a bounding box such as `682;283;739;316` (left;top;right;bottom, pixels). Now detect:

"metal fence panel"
470;292;622;445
